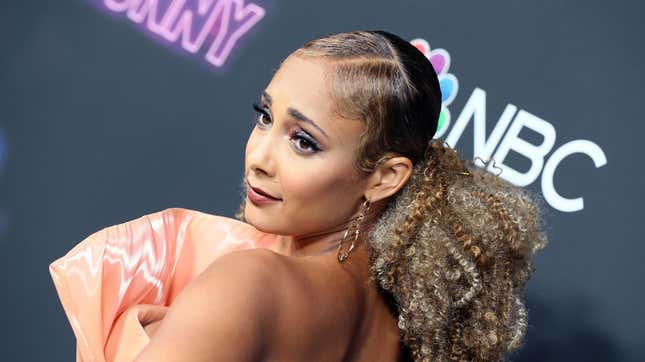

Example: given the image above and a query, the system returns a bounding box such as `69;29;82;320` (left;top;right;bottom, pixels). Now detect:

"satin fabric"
49;208;279;362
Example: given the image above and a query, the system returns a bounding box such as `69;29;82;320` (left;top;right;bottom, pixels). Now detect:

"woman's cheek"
285;172;349;215
282;175;322;208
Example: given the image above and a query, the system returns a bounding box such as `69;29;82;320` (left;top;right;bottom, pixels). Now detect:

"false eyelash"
252;101;270;125
250;102;322;153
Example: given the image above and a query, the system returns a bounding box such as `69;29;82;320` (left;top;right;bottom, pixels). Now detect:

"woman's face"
244;55;369;236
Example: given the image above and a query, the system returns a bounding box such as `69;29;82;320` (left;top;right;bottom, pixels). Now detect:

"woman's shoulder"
201;248;360;312
209;249;406;361
201;248;364;353
138;247;379;361
193;248;320;312
136;248;296;360
195;248;294;305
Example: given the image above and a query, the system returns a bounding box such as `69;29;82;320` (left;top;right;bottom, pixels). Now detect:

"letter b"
491;109;556;187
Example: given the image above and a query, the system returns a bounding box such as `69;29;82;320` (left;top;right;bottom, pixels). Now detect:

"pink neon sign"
95;0;266;67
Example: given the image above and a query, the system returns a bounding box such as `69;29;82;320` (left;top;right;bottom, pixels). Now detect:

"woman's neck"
273;201;384;259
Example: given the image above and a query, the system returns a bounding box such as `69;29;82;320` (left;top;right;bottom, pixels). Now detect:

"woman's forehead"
266;56;365;145
267;56;333;115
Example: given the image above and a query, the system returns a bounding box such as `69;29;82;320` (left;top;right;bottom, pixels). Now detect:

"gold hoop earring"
337;198;371;262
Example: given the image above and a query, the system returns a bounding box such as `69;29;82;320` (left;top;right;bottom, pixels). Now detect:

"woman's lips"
246;182;282;205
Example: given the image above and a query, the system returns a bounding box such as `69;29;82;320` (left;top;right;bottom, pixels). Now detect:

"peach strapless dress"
48;208;279;362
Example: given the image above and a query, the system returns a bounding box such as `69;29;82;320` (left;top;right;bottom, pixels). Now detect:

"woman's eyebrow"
262;91;329;140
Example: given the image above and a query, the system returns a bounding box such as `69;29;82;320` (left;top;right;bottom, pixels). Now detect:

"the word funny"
101;0;266;67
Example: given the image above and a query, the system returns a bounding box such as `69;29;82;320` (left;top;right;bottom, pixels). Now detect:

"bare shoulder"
198;248;326;303
200;247;290;283
135;248;293;361
200;248;346;296
163;247;365;360
204;248;364;334
195;248;355;339
195;248;297;313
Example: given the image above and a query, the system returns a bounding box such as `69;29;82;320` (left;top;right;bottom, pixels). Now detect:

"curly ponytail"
369;139;547;361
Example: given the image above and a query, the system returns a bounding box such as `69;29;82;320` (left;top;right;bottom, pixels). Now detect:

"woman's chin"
244;208;280;233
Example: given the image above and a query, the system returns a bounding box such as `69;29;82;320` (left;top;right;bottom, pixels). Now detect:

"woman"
51;30;547;361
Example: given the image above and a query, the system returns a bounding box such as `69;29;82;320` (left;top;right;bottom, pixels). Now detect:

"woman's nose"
246;130;276;177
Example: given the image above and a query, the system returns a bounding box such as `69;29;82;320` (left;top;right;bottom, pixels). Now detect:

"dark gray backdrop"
1;1;643;361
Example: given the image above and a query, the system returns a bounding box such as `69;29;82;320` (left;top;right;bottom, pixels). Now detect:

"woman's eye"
252;102;271;126
251;102;321;154
257;113;270;125
291;131;321;154
294;137;314;152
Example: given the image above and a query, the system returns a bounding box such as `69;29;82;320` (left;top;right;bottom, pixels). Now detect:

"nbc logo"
411;38;607;213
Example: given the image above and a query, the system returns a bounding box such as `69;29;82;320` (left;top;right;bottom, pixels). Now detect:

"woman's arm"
134;248;280;362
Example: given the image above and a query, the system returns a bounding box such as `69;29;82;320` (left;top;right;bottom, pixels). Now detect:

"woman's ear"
364;156;413;202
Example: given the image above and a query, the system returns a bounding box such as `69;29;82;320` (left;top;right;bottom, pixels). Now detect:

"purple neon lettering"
156;0;222;53
204;0;265;66
104;0;130;12
101;0;265;67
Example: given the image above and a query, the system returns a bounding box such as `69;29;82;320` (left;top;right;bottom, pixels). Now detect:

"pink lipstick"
246;181;282;205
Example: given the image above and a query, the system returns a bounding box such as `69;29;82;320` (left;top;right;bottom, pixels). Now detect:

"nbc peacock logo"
410;38;458;139
408;36;607;213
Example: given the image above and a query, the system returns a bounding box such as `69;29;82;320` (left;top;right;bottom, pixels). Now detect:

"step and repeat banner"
2;1;643;361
